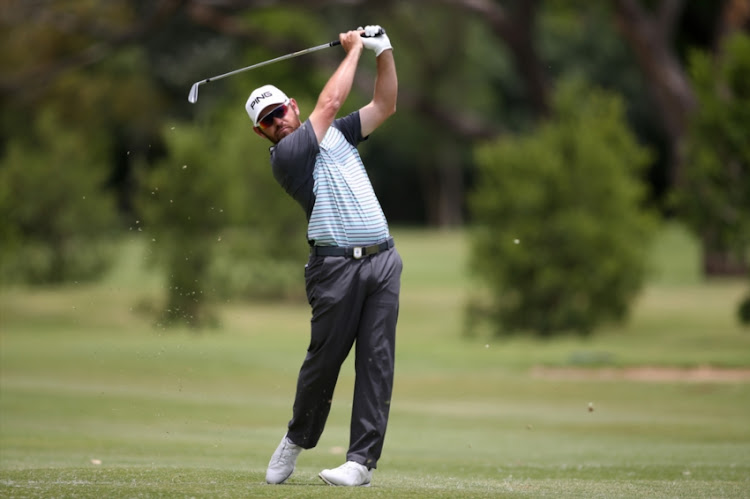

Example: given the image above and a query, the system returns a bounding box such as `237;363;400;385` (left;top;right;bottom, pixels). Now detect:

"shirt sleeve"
270;120;319;219
333;111;367;145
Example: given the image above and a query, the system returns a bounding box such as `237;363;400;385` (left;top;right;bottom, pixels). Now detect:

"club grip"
329;28;385;47
362;28;385;37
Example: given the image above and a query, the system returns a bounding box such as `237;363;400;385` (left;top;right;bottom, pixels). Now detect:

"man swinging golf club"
246;25;401;487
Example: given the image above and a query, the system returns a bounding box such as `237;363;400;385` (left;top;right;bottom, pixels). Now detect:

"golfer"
246;25;401;487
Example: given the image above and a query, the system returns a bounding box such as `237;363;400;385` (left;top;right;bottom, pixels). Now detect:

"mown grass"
1;224;749;497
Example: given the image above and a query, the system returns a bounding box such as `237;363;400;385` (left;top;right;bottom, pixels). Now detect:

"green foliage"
0;111;118;284
679;33;750;254
208;229;304;302
136;122;227;327
207;109;309;302
468;79;657;337
680;33;750;324
136;109;307;326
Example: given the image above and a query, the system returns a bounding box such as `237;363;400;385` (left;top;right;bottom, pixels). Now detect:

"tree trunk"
612;0;697;188
422;162;464;227
702;0;750;276
434;150;465;227
702;241;748;277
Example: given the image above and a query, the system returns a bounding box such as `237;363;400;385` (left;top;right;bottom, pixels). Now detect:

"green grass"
1;225;749;497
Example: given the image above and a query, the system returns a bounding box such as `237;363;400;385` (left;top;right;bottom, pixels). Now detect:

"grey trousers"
286;246;402;469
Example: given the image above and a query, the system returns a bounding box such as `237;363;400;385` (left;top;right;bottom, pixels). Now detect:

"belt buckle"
353;247;363;259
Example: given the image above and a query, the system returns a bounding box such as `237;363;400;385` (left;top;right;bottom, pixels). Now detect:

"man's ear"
290;98;300;117
252;126;266;139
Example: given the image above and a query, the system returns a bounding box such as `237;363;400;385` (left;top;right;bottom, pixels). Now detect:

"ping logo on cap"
246;85;288;124
249;91;274;110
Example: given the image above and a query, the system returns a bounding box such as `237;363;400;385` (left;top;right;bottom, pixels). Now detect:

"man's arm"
360;33;397;137
308;31;364;143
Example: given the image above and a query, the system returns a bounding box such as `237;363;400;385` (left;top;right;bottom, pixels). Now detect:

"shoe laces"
276;439;299;466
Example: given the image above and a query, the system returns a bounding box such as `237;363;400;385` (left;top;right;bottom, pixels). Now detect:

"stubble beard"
270;120;299;144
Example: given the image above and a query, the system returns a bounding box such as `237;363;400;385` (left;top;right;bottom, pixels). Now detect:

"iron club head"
188;81;201;104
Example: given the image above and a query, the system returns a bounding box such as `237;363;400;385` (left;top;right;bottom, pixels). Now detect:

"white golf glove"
359;25;392;57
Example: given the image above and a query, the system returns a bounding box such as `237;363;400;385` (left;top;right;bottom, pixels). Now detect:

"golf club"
188;29;384;104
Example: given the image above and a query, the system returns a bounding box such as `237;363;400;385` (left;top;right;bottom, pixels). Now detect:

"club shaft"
188;29;382;103
200;40;339;86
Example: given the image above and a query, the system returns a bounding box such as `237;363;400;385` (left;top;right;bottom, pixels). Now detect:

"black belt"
311;237;394;259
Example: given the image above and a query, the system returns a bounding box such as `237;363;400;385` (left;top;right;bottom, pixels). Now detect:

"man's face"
253;99;301;144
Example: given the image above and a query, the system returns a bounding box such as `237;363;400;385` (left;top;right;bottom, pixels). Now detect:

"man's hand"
360;25;392;57
339;30;364;55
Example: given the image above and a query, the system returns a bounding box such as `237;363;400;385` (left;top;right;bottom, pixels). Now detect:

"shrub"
0;111;118;285
468;79;657;336
208;229;305;302
136;109;307;327
678;33;750;256
679;33;750;322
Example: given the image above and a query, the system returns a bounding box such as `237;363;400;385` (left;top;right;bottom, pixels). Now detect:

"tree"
612;0;698;188
468;79;656;336
612;0;750;276
679;32;750;320
0;111;118;284
136;106;307;327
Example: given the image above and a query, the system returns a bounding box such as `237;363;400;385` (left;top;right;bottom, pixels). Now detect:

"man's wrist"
348;44;364;58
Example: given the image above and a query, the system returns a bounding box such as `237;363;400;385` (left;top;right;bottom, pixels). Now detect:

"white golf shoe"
319;461;372;487
265;435;302;484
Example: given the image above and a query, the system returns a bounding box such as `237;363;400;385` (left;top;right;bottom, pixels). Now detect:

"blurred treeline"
1;1;748;333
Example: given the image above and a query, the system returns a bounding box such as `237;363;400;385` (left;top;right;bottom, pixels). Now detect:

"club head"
188;82;200;104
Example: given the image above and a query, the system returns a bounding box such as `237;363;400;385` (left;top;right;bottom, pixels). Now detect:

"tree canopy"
2;0;748;329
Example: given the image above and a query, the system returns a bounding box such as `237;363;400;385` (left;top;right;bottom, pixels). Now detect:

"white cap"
245;84;289;126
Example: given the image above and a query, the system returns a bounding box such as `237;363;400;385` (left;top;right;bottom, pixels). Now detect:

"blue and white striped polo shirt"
269;111;389;247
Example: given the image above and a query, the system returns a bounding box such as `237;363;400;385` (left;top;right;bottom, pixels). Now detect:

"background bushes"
468;80;657;336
